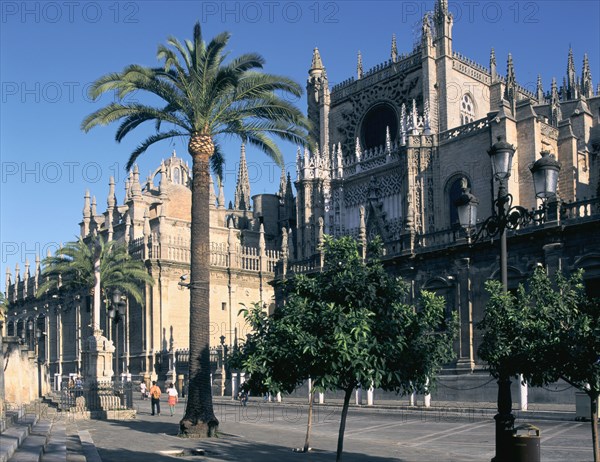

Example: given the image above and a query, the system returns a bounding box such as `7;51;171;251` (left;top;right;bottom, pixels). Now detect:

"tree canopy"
479;268;600;461
36;236;153;305
232;236;457;461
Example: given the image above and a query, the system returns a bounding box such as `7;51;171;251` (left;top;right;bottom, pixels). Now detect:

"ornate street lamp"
530;150;561;200
455;178;479;232
27;319;34;350
456;141;561;462
488;137;516;180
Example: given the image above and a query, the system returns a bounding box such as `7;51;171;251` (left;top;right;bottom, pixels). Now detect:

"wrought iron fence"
58;380;134;412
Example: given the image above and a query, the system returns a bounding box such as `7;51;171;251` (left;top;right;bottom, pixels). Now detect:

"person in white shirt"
166;383;179;416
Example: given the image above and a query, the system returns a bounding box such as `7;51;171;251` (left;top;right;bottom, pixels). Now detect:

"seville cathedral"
4;0;600;401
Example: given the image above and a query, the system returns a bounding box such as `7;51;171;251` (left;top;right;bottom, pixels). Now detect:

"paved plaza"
70;396;594;461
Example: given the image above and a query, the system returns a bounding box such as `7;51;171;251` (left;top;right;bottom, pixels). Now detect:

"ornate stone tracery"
336;74;421;155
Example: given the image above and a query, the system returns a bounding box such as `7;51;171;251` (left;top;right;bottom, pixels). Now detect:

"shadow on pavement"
95;440;410;462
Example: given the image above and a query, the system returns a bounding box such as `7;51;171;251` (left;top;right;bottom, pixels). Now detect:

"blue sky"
1;0;599;291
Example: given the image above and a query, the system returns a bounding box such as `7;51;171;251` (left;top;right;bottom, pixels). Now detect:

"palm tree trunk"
180;137;219;437
336;387;353;462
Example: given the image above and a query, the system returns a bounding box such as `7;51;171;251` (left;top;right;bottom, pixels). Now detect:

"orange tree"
479;268;600;461
232;236;457;461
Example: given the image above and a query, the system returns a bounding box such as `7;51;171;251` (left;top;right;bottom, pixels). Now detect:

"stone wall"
2;337;50;407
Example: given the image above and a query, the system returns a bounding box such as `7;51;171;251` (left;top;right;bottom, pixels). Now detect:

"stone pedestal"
85;331;114;382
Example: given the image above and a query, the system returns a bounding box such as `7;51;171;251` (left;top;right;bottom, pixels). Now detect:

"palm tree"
37;236;153;330
81;22;310;437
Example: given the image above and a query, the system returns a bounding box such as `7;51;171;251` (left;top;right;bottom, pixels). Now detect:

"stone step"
65;427;85;462
41;422;66;462
6;418;52;462
0;415;38;462
7;434;47;462
77;431;101;462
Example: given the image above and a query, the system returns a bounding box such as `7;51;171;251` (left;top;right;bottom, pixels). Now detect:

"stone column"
455;257;475;372
85;260;114;383
85;332;115;382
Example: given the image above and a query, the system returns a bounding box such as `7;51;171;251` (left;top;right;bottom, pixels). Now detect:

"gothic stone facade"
4;0;600;395
285;0;600;381
4;149;292;384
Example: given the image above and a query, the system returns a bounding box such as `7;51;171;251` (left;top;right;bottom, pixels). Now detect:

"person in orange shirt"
149;381;161;416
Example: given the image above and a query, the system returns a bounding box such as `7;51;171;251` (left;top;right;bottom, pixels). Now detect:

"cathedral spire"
131;164;142;197
83;189;91;219
209;173;216;207
357;51;363;79
310;47;324;72
504;53;516;114
234;143;251;211
391;34;398;62
82;190;91;237
433;0;452;57
536;75;544;103
107;176;116;209
435;0;448;16
550;77;562;127
217;179;225;209
490;48;497;81
581;53;593;99
35;254;41;279
278;168;287;200
285;172;294;205
566;47;577;99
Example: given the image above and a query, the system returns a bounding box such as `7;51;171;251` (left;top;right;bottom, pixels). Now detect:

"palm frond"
127;130;185;170
211;142;225;182
84;21;310;175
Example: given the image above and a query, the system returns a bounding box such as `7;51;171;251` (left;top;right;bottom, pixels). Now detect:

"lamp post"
219;335;227;397
27;319;34;351
109;289;126;383
456;139;561;462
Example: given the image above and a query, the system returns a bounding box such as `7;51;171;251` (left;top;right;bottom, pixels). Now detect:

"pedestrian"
140;382;147;400
149;381;161;416
166;383;178;416
239;389;248;407
75;377;83;397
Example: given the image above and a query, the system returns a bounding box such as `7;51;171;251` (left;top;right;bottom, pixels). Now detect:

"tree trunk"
180;138;219;437
591;392;599;462
336;387;353;462
303;385;315;452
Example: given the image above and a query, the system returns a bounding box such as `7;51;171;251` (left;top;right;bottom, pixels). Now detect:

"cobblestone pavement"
72;396;594;462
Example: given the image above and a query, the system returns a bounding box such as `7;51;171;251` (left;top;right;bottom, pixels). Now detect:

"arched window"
460;94;475;125
360;103;398;150
173;167;181;185
448;176;471;227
